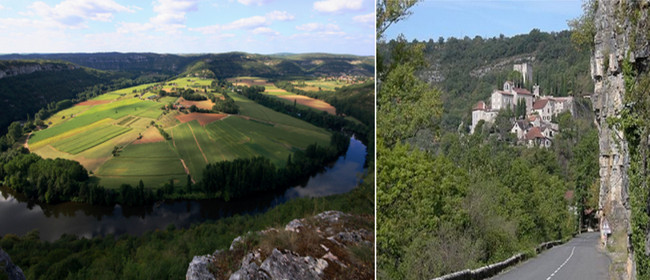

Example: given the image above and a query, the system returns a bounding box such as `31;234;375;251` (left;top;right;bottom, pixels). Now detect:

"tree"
568;0;596;50
7;121;23;144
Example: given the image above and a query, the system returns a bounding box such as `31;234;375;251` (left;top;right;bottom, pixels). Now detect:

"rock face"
0;247;26;280
186;255;217;280
591;0;649;279
0;62;78;80
186;211;374;280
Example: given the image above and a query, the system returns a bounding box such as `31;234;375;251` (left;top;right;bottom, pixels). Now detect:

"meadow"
28;77;330;189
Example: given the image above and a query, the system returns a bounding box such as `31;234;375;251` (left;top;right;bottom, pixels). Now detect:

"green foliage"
568;0;597;50
611;67;650;278
379;29;593;130
377;35;442;147
377;135;576;279
0;169;373;280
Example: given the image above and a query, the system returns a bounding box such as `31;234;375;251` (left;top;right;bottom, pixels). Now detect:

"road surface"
491;232;610;280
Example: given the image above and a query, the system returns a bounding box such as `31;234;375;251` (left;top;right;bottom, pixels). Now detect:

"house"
510;120;530;140
471;101;497;133
525;127;552;148
532;99;553;121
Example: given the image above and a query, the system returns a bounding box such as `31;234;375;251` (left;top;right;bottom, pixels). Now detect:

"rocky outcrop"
186;211;374;280
0;247;25;280
0;62;78;80
591;0;649;279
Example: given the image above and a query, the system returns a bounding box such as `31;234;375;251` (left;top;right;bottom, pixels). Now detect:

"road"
491;232;610;280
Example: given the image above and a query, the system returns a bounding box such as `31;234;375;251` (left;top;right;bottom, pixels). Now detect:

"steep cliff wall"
592;0;649;279
0;61;79;80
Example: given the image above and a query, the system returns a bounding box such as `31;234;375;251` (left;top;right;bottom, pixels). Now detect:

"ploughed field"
28;77;330;189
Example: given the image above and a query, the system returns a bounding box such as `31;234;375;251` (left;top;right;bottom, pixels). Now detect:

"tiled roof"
513;88;532;95
473;101;487;111
525;127;545;140
533;99;549;110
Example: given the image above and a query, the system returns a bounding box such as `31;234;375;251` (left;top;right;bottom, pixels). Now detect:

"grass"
31;98;161;144
231;92;330;133
28;77;332;189
292;80;345;91
171;122;208;179
52;125;131;155
96;141;187;188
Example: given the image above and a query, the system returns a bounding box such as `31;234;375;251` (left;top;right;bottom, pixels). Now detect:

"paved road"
491;232;610;280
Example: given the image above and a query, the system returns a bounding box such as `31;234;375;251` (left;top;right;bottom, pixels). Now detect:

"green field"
52;125;131;155
96;141;187;188
231;92;329;132
29;77;331;189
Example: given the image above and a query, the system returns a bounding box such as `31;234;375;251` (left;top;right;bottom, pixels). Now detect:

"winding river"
0;137;367;241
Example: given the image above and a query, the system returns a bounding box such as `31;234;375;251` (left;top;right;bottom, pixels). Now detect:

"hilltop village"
471;63;574;147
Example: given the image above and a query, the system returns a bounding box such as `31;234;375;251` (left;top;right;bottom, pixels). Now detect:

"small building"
525;127;552;148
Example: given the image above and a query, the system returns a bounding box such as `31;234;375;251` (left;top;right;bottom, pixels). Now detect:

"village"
471;63;574;147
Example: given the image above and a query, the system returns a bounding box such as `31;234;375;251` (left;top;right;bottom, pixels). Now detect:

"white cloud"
237;0;272;6
296;22;342;34
266;10;293;21
225;15;267;30
353;12;373;24
150;0;199;33
252;27;278;35
313;0;363;13
28;0;133;28
191;10;293;34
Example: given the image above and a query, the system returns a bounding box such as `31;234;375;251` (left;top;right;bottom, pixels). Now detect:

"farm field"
292;80;347;91
229;76;338;116
28;77;331;189
276;94;336;115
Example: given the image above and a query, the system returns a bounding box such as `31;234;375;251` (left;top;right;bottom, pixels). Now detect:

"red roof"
497;90;513;96
473;101;486;111
513;88;532;95
525;127;545;140
528;115;538;121
533;99;549;110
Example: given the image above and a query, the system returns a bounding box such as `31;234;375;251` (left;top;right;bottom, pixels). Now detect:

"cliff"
0;61;79;80
186;211;374;280
591;0;649;279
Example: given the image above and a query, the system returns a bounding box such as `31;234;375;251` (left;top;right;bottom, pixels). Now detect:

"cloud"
192;10;293;34
266;10;293;21
252;27;278;35
353;12;373;24
237;0;273;6
295;23;344;37
28;0;133;28
313;0;363;13
150;0;199;32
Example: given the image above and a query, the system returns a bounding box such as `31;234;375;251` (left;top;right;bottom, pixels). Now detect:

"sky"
383;0;584;41
0;0;374;55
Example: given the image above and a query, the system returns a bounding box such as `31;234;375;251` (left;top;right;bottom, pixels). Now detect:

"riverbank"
0;168;373;279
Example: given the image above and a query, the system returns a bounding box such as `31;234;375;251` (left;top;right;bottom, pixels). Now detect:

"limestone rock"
186;255;216;280
0;248;25;280
259;249;327;280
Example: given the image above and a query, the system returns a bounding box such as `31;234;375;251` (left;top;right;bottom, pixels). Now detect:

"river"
0;137;367;241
